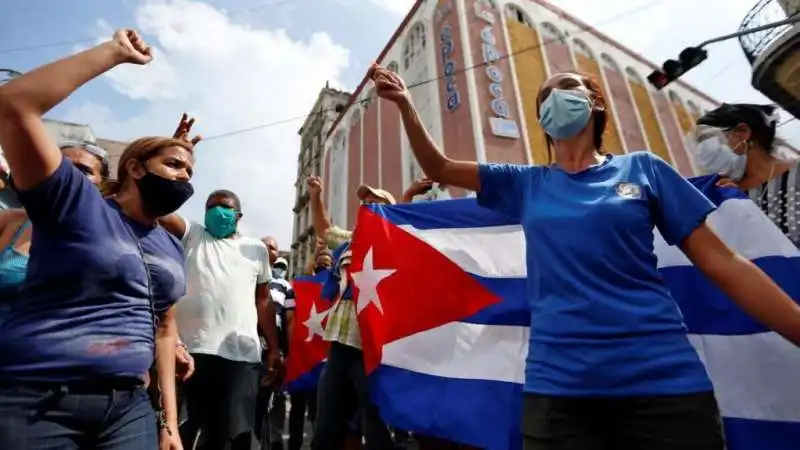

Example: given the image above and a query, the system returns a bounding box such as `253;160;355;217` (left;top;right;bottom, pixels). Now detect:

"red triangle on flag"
285;279;331;385
349;207;501;373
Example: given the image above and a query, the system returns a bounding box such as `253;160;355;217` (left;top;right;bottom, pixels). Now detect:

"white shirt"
174;219;271;363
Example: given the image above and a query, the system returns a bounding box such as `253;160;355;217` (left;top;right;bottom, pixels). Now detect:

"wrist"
101;40;129;66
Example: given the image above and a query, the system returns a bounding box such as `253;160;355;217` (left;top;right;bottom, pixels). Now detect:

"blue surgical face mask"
205;206;238;239
538;89;592;140
693;136;748;181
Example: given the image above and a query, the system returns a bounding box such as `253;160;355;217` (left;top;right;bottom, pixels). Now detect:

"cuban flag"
346;175;800;450
284;272;331;392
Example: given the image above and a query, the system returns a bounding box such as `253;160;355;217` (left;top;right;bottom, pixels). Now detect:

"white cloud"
364;0;414;16
65;0;350;248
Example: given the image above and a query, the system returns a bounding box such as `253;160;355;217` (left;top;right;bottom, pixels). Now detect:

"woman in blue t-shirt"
0;30;193;450
369;64;800;449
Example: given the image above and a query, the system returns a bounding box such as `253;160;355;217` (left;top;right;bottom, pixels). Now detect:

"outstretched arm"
370;64;480;192
0;30;152;190
682;223;800;345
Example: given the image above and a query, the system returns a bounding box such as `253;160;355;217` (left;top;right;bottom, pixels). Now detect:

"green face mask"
204;205;238;238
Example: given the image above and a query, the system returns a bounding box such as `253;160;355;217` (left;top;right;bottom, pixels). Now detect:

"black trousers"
288;389;317;450
180;354;261;450
522;391;725;450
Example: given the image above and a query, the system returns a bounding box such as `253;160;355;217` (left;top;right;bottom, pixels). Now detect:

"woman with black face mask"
0;29;193;450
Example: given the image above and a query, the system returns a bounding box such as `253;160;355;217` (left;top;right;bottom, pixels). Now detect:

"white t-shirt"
174;219;272;363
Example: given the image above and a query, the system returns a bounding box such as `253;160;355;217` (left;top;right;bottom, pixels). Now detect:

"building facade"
321;0;723;230
289;84;351;278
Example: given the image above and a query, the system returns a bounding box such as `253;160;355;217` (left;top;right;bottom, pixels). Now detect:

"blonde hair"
105;137;194;196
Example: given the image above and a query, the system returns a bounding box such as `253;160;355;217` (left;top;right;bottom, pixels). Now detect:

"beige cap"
356;184;396;205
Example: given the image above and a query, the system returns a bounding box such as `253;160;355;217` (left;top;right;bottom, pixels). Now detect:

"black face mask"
135;172;194;218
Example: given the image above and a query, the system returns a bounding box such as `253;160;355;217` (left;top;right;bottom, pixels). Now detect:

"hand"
112;29;153;65
369;63;410;104
403;178;434;201
306;175;323;198
263;350;283;386
175;344;195;381
715;176;739;189
159;427;183;450
173;113;203;146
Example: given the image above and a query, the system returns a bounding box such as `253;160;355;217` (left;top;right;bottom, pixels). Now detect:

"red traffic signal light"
648;47;708;90
647;70;670;89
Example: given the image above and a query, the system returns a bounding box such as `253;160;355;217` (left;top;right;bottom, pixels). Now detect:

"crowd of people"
0;27;798;450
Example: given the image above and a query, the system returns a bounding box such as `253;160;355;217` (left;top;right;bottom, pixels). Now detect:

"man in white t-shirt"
161;189;280;450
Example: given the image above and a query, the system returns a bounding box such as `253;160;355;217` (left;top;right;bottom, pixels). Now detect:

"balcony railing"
739;0;799;63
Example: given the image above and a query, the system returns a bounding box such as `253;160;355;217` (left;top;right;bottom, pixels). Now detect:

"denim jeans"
0;381;157;449
311;342;393;450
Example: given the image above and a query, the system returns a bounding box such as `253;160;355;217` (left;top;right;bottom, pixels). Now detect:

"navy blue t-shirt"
477;151;715;396
0;158;186;382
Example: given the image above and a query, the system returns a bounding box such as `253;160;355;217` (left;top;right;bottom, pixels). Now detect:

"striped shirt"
320;225;362;349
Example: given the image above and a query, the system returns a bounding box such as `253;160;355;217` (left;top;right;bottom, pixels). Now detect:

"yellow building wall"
628;80;673;164
671;97;695;135
575;54;624;155
507;19;550;165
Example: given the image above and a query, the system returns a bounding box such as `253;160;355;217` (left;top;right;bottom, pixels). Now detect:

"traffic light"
647;46;708;90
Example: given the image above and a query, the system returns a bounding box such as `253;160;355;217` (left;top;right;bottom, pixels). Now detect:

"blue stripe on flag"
663;256;800;335
286;361;325;393
370;365;522;450
369;198;517;230
723;417;800;450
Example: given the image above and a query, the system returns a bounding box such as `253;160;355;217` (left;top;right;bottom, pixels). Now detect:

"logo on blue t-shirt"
615;182;642;199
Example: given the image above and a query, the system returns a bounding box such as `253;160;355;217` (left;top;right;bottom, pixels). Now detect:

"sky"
1;0;798;248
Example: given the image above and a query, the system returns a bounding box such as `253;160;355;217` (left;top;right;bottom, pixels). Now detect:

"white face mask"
687;126;749;181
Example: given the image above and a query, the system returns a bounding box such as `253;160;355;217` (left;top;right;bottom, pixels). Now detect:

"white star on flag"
304;302;330;342
351;247;396;314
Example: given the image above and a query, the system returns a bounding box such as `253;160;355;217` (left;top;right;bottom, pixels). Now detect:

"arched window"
600;53;620;72
387;61;399;73
540;22;566;45
625;67;644;85
668;90;683;104
504;4;533;27
404;22;427;70
687;100;701;117
350;108;362;128
362;87;374;109
573;38;594;59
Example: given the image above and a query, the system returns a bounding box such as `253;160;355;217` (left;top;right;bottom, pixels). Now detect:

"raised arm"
370;64;480;192
306;175;332;238
0;30;152;190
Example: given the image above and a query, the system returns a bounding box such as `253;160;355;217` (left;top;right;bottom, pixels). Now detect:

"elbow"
426;157;452;184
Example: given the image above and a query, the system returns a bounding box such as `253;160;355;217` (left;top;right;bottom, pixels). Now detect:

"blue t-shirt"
477;151;715;396
0;158;186;383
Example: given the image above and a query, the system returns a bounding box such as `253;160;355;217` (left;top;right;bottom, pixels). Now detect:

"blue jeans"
312;342;393;450
0;381;157;449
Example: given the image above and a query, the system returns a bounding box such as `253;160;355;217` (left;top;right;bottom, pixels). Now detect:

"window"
573;39;594;60
404;22;427;70
687;100;701;117
504;4;532;27
625;67;644;85
350;108;362;127
668;90;682;104
540;22;566;45
329;131;347;225
362;87;374;109
387;61;399;73
600;53;620;72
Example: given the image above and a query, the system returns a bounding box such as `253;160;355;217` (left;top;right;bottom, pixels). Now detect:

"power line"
203;0;665;141
0;0;300;55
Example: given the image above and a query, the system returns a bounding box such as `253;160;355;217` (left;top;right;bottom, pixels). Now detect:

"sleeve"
648;153;716;246
257;241;272;284
180;217;203;247
476;163;537;220
16;156;106;231
322;225;353;250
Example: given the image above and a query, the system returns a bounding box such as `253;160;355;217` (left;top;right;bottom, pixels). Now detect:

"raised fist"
369;63;410;104
306;175;323;197
112;29;153;65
